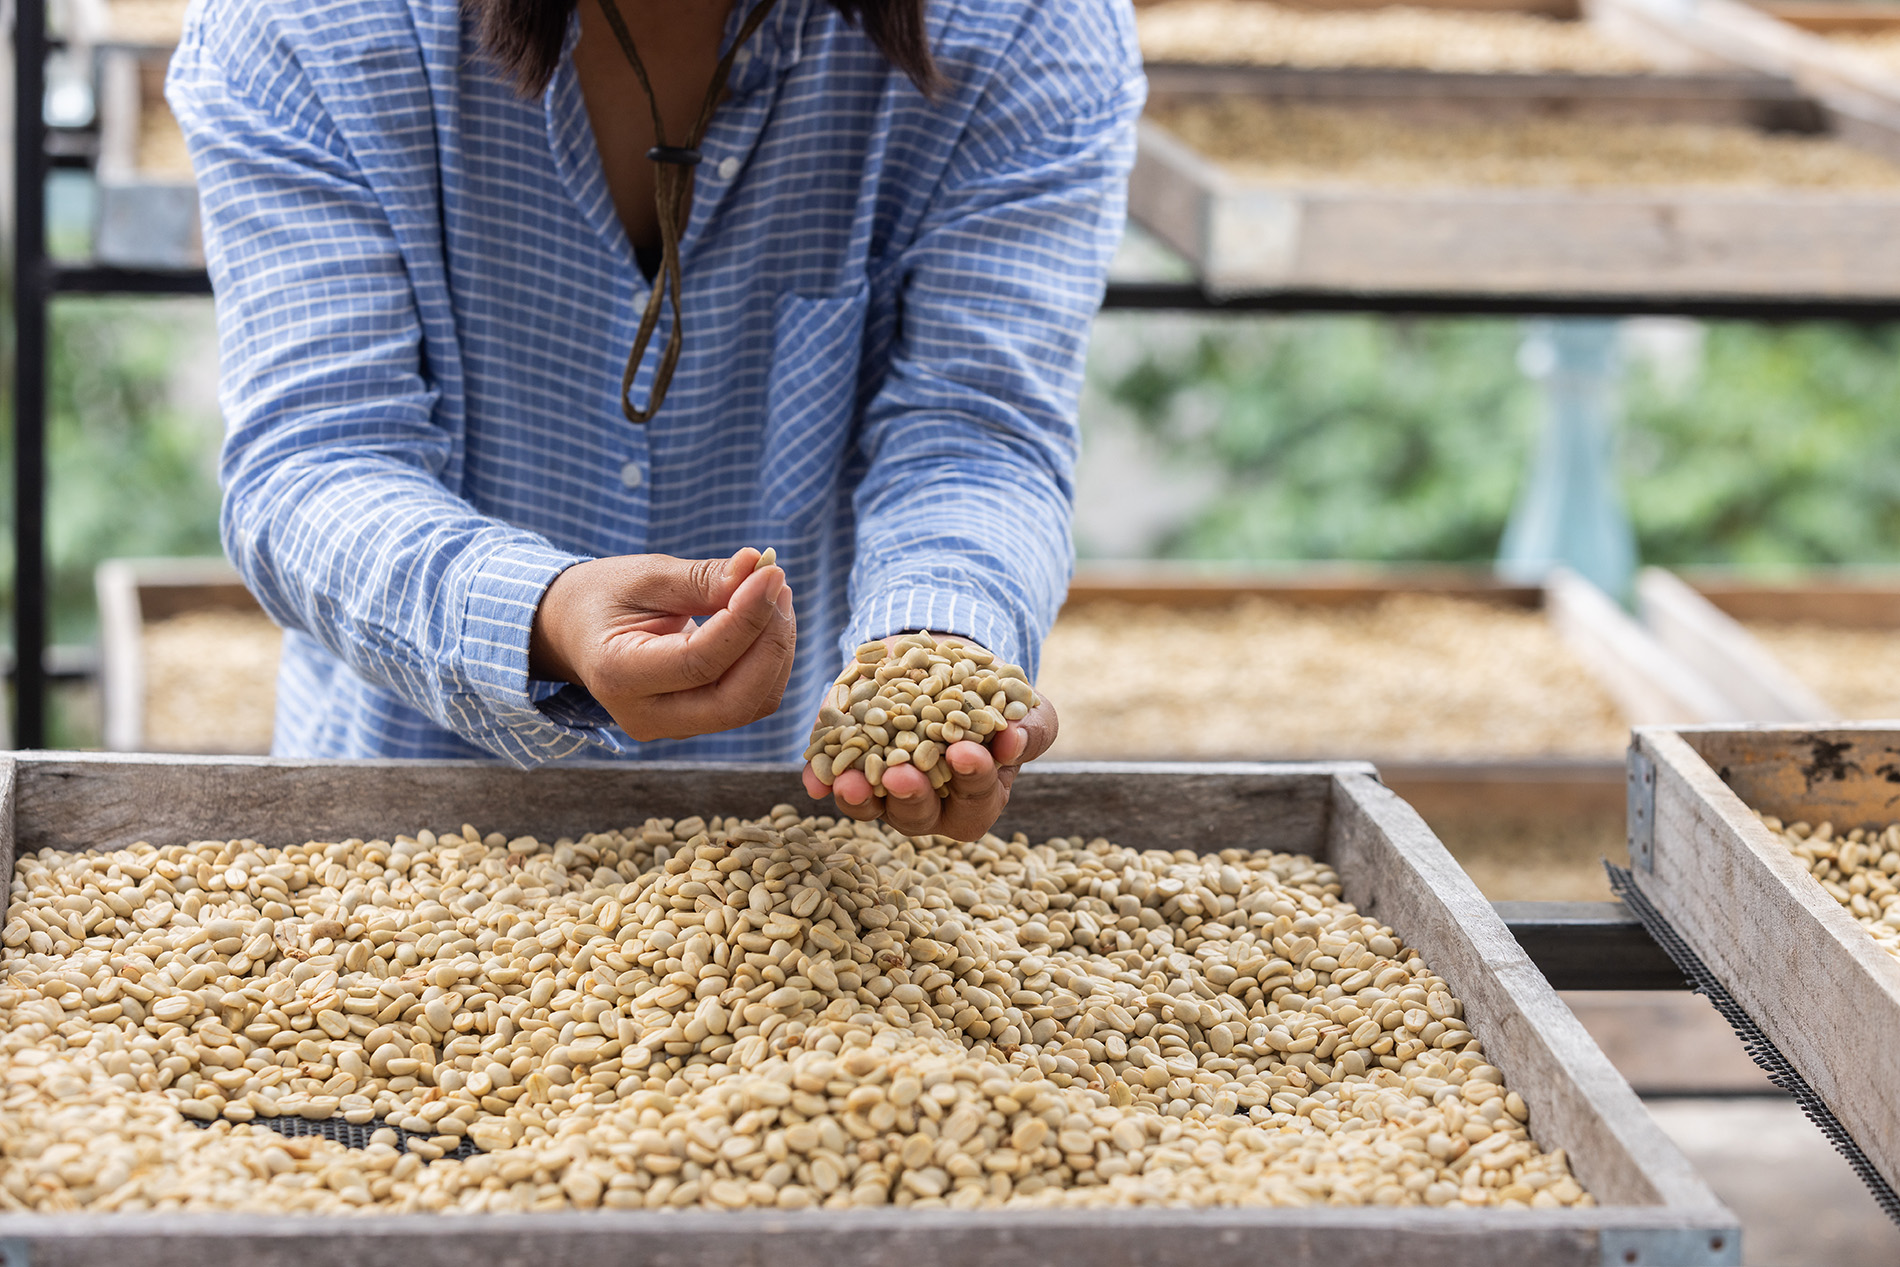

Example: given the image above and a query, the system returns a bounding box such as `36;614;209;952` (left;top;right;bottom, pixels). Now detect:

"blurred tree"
43;299;224;642
0;297;224;646
1622;322;1900;569
1102;314;1537;562
1098;315;1900;570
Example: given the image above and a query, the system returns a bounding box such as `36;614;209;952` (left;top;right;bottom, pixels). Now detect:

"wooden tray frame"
1635;568;1832;723
1063;563;1739;727
1628;723;1900;1196
92;46;200;268
1130;0;1900;298
95;557;272;754
1594;0;1900;158
0;754;1736;1266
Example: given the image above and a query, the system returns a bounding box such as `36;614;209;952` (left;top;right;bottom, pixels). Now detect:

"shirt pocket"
755;282;871;535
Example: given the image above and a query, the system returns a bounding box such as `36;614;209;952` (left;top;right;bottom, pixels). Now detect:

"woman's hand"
800;633;1058;841
530;549;796;741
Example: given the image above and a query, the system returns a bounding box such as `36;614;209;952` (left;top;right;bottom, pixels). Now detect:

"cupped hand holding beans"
801;631;1058;841
529;548;795;741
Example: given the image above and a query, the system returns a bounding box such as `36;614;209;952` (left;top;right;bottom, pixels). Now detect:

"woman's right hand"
529;549;796;741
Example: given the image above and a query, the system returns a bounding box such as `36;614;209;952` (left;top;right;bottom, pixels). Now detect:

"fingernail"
775;586;794;618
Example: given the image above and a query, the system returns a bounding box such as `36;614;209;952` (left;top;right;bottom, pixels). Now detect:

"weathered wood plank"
1327;773;1723;1213
1636;568;1832;723
1062;564;1544;610
1680;721;1900;824
0;756;17;897
1128;100;1900;298
5;755;1350;861
1676;572;1900;628
1545;568;1739;724
1142;62;1819;131
0;1204;1730;1267
1631;725;1900;1192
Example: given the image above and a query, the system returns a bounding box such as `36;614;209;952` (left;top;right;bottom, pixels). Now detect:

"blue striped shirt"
167;0;1142;765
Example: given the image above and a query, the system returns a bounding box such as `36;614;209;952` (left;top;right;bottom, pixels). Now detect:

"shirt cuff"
456;538;628;762
841;583;1030;677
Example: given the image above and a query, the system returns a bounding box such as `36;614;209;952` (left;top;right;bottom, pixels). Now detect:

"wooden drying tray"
66;0;189;50
1128;27;1900;298
1140;61;1820;131
92;46;201;267
95;557;267;753
1628;723;1900;1195
0;754;1736;1266
1133;0;1584;14
1594;0;1900;159
1638;567;1900;728
1064;564;1738;724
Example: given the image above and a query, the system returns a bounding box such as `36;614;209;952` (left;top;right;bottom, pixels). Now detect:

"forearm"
224;454;599;763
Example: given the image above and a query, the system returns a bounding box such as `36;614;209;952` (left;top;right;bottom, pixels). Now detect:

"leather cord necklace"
597;0;782;423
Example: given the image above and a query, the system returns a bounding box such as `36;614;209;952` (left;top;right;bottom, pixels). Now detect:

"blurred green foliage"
1097;314;1900;569
1622;323;1900;569
41;299;225;642
0;297;223;744
1102;315;1534;562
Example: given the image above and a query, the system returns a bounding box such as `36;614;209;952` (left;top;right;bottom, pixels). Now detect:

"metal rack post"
12;0;49;749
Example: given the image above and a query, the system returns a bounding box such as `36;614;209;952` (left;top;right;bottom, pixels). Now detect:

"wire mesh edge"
1606;862;1900;1226
185;1111;481;1160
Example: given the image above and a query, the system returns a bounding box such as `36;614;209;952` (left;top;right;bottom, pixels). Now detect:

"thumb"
633;550;757;617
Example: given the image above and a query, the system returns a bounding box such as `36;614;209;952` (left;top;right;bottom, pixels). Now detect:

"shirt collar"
721;0;811;98
559;0;808;99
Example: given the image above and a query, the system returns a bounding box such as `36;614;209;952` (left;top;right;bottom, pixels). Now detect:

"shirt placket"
670;0;806;269
543;26;655;545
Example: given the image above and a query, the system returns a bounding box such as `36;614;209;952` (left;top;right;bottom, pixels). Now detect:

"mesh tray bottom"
1608;862;1900;1226
187;1111;482;1160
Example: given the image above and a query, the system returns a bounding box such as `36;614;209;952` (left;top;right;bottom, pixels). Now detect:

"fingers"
628;578;797;739
878;764;942;837
630;549;759;617
933;741;1009;841
814;743;1011;842
992;693;1058;769
702;580;797;721
628;565;785;696
827;768;884;822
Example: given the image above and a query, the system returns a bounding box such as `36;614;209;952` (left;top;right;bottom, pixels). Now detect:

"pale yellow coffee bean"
0;799;1570;1217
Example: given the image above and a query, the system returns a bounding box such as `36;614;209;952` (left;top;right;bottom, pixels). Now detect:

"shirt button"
718;157;740;180
619;461;644;490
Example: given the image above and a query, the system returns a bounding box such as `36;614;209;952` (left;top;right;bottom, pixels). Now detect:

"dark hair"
465;0;942;98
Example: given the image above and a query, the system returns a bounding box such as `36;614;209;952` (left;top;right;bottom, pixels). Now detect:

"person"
167;0;1143;839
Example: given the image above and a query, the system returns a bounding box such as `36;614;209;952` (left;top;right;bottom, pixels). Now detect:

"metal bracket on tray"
1626;746;1657;871
1598;1225;1738;1267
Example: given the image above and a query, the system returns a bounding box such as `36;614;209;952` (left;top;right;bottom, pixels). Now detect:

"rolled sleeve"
458;540;624;757
170;13;619;767
847;36;1145;681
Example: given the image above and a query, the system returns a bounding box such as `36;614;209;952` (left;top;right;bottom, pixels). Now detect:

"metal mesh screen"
187;1112;481;1160
1607;863;1900;1226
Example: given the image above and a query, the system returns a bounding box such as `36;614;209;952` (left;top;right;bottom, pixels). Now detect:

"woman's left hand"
800;635;1058;842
